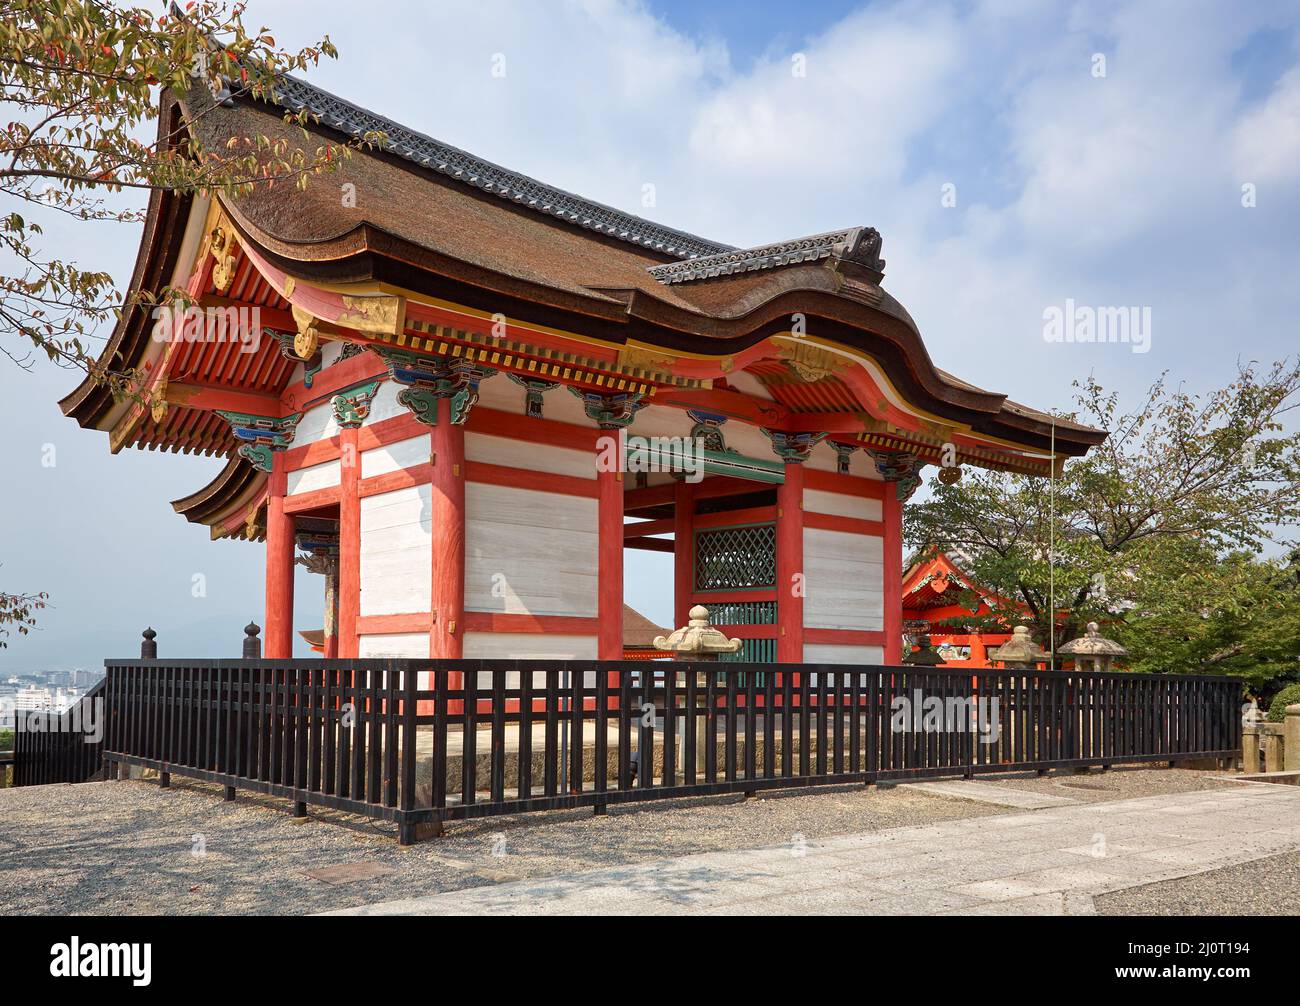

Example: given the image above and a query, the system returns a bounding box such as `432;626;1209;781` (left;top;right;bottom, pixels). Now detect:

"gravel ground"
0;777;1000;915
0;765;1259;915
1096;850;1300;915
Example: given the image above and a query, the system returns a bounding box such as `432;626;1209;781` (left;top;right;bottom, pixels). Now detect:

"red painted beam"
624;517;675;538
673;479;694;626
882;487;902;664
166;382;281;416
627;536;675;553
598;464;623;660
429;399;465;659
338;427;361;658
776;462;804;663
263;452;295;658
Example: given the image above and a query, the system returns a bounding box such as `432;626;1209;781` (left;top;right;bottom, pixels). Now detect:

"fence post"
242;622;262;659
141;627;157;658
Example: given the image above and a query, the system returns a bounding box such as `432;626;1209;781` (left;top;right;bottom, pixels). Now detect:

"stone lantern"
988;625;1049;669
902;634;946;666
653;605;743;661
1058;621;1128;673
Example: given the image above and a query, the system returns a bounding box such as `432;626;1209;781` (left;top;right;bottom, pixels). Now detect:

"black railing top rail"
99;656;1246;686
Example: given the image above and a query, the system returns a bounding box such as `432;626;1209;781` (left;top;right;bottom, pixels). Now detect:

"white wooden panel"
475;374;591;425
362;435;428;479
804;643;885;665
360;485;431;616
358;632;429;657
293;400;338;445
286;459;340;495
804;440;883;477
362;380;407;427
803;527;884;631
466;433;595;479
465;483;597;617
464;632;598;685
630;404;774;461
804;488;883;522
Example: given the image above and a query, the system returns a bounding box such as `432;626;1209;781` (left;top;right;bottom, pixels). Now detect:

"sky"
2;0;1299;670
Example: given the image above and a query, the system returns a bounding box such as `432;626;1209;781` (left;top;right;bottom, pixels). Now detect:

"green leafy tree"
2;1;378;638
0;587;47;648
905;360;1300;685
0;0;374;391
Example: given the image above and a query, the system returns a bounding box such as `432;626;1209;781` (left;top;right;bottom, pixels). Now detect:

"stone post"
1242;722;1259;774
1263;725;1285;773
1285;705;1300;772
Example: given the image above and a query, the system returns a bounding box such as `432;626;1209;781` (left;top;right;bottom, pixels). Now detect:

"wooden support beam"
776;462;804;663
263;452;295;658
598;464;624;660
337;427;361;658
623;518;675;538
165;382;282;416
627;536;675;554
429;398;466;659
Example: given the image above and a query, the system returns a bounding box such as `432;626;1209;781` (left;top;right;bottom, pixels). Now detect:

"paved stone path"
323;782;1300;915
899;779;1079;809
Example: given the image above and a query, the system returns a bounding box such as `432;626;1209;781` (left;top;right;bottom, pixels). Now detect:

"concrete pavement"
323;781;1300;916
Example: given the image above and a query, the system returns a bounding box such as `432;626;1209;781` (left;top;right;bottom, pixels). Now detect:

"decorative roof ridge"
647;226;885;285
263;73;733;261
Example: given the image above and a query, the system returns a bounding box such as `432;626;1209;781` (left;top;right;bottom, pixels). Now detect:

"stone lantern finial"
1059;621;1128;673
988;624;1048;669
653;605;743;661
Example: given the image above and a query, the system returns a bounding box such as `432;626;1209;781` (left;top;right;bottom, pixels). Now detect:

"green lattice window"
694;523;776;592
706;600;777;626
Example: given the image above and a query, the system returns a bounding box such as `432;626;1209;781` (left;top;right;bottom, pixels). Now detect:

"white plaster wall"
286;458;340;495
359;485;432;616
803;488;883;522
293;400;338;445
463;631;598;680
803;643;886;665
475;372;591;425
361;434;428;479
803;526;884;631
358;632;429;657
465;433;595;479
464;483;598;617
804;440;883;477
361;379;407;427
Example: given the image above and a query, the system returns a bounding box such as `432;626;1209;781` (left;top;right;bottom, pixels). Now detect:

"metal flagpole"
1049;415;1056;670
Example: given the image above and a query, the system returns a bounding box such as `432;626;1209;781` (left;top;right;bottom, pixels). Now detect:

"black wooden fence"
91;657;1241;844
12;678;106;787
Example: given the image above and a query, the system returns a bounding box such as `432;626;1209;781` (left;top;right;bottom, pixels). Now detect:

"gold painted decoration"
209;225;238;293
150;377;168;425
777;340;849;383
291;304;321;360
339;293;406;334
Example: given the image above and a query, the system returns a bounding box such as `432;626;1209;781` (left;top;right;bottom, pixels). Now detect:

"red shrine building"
901;550;1022;667
62;74;1103;666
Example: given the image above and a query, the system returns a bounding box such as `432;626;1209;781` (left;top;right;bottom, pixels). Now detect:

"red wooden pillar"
970;632;987;668
264;451;295;658
338;427;361;659
597;464;624;660
672;478;694;627
882;487;903;664
776;462;804;663
430;397;465;660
